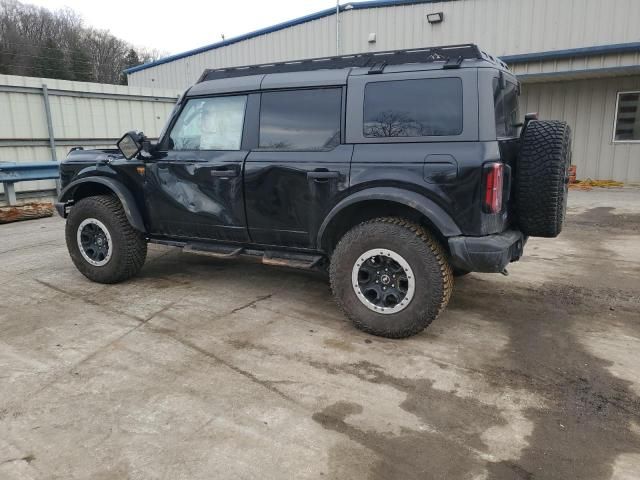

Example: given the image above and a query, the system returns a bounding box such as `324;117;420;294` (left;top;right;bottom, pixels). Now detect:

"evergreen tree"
70;47;94;82
120;48;140;84
33;39;68;80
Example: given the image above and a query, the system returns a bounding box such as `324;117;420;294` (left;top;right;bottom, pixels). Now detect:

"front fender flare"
317;187;462;249
58;176;146;233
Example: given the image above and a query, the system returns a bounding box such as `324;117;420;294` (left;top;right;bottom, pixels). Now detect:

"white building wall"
123;0;640;183
128;0;640;90
0;74;181;196
521;75;640;183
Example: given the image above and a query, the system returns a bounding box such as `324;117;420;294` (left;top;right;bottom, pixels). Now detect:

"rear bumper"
448;230;526;273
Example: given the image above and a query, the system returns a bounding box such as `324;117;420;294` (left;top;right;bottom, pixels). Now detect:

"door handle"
210;169;238;178
307;171;340;180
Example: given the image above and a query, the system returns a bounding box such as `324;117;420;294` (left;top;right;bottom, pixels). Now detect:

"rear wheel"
330;218;453;338
65;195;147;283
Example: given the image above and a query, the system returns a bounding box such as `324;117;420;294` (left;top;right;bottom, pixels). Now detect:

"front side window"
614;91;640;142
168;95;247;151
363;78;463;138
259;88;341;151
494;78;520;138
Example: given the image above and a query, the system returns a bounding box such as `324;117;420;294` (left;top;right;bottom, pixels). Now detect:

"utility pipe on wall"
336;1;340;55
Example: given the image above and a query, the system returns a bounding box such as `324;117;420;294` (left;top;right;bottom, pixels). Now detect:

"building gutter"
501;42;640;64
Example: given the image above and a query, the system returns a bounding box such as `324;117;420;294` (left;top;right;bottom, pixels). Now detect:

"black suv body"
56;45;572;338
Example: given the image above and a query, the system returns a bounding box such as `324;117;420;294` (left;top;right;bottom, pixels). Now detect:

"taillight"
484;163;504;213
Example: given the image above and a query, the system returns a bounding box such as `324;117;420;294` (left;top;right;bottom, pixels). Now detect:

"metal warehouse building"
125;0;640;183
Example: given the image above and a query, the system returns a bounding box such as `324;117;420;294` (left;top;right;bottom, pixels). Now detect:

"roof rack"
197;44;484;83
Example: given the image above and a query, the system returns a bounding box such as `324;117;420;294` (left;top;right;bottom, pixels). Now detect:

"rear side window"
494;79;520;138
259;88;341;151
363;78;463;137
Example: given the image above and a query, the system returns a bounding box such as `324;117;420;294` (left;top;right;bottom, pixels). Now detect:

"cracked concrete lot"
1;188;640;480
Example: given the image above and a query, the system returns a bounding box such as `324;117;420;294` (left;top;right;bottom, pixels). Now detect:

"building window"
363;78;463;138
169;95;247;151
259;88;341;151
614;91;640;142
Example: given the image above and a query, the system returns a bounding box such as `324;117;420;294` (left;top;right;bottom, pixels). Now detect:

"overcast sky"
28;0;341;55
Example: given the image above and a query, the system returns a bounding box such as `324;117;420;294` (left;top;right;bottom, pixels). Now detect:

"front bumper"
448;230;526;273
54;201;68;218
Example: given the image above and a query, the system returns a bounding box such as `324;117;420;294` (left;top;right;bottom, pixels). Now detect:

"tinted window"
169;95;247;151
363;78;463;137
259;89;341;150
493;79;520;138
614;91;640;141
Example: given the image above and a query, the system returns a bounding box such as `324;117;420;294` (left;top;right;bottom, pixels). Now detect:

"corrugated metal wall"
521;75;640;183
128;0;640;90
0;74;180;196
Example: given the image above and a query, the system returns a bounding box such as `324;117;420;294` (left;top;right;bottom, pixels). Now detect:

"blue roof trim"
517;65;640;81
124;0;444;74
501;42;640;64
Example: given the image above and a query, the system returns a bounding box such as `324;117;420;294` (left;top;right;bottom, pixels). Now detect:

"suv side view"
56;44;572;338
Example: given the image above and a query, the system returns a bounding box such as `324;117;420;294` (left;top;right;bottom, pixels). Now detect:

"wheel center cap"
96;237;103;246
380;274;391;285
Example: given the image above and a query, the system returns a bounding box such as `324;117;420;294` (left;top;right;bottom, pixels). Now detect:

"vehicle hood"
63;148;125;164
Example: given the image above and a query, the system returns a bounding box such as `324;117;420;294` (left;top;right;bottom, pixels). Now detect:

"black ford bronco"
56;44;572;338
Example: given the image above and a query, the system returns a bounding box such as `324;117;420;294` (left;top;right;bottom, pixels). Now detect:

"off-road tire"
65;195;147;283
516;120;572;238
329;218;453;338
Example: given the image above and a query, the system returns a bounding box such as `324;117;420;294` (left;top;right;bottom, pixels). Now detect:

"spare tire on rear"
515;120;572;238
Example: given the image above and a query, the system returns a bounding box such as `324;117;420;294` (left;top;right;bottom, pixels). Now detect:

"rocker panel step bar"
179;241;324;270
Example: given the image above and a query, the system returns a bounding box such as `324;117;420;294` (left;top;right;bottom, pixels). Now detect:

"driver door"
143;94;251;242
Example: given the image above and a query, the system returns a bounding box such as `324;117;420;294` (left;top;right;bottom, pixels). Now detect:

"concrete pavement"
1;188;639;479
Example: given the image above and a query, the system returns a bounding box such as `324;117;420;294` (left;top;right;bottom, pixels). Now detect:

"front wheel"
65;195;147;284
329;218;453;338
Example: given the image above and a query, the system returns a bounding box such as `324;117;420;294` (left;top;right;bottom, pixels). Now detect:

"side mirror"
117;131;144;160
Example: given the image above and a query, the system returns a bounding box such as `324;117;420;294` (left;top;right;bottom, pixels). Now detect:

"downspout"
336;1;340;56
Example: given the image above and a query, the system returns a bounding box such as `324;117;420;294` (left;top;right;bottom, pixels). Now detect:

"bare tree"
0;0;164;83
365;111;417;137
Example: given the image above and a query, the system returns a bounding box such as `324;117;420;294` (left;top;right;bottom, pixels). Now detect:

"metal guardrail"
0;162;60;206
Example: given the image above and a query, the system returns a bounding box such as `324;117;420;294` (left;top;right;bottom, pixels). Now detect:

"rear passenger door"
244;87;352;248
346;70;484;233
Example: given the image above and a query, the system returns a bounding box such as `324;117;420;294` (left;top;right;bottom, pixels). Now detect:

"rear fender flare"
317;187;462;249
58;176;146;233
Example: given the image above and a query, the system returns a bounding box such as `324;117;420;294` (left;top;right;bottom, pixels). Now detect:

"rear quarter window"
493;79;520;138
363;78;463;138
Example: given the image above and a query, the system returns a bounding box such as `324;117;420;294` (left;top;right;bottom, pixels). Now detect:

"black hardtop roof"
197;44;510;84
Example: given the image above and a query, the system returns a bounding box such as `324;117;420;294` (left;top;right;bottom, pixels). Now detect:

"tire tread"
65;194;146;283
329;217;453;338
516;120;572;238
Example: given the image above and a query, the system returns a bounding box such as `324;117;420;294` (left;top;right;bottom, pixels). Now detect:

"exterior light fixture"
427;12;444;24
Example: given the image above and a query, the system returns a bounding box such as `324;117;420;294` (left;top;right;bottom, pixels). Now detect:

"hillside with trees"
0;0;162;84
